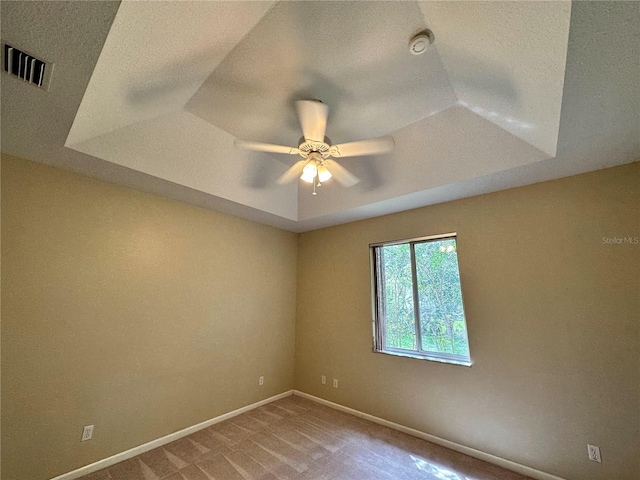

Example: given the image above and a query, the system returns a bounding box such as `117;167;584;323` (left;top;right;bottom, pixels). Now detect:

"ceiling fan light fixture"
301;161;318;183
317;164;332;183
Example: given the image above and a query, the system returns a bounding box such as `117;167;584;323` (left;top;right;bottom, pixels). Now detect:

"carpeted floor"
79;394;532;480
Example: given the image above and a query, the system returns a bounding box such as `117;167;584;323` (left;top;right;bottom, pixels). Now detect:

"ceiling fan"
234;100;394;195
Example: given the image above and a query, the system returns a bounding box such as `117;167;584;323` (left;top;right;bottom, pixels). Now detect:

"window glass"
371;234;471;365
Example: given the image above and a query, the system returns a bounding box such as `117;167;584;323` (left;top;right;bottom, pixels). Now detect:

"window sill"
372;348;472;367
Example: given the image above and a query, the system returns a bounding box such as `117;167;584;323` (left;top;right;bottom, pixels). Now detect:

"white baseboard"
293;390;566;480
52;388;565;480
50;390;294;480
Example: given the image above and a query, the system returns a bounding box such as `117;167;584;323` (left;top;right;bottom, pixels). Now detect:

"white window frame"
370;232;472;366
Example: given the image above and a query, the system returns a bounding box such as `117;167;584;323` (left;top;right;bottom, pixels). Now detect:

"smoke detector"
409;31;434;55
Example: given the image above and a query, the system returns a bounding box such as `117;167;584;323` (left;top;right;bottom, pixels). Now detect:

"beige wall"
295;162;639;480
1;155;298;479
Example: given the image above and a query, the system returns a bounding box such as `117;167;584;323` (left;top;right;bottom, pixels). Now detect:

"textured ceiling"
418;1;570;156
2;1;639;232
187;1;457;146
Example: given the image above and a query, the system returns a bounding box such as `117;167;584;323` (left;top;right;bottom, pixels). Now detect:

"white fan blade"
295;100;329;142
329;136;394;158
235;139;300;155
276;160;308;185
326;160;360;187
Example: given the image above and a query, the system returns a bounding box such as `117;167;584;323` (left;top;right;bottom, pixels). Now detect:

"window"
370;233;471;365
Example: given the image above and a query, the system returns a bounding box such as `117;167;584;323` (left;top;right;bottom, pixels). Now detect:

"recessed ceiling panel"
26;0;632;232
71;111;299;220
66;1;275;146
297;105;550;220
186;1;457;146
419;1;571;156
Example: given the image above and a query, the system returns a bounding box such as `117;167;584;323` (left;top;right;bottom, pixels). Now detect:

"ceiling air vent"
3;43;52;89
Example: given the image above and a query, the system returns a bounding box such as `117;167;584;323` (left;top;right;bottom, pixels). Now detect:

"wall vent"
3;43;52;89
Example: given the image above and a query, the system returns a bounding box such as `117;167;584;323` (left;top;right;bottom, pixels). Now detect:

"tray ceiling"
2;1;639;232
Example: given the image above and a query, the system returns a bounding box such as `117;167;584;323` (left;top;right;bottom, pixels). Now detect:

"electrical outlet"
321;375;326;385
259;376;264;386
333;378;338;388
81;425;94;442
587;444;601;463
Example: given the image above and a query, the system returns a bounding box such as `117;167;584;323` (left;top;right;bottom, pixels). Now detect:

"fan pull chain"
316;161;323;189
312;171;318;195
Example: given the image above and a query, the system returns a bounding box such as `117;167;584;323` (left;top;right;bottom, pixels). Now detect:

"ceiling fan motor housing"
297;137;332;158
